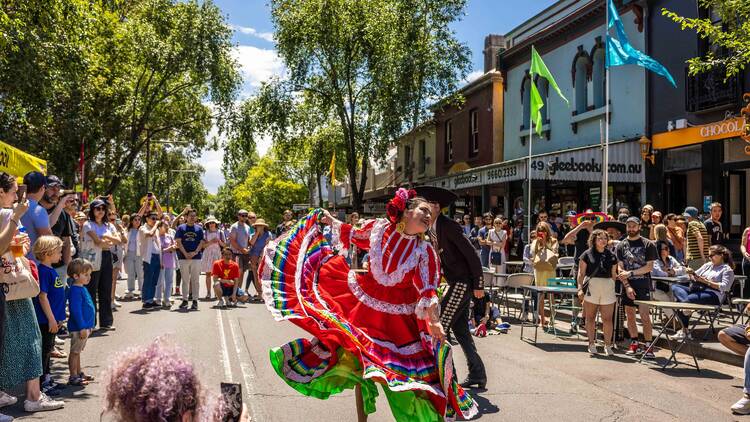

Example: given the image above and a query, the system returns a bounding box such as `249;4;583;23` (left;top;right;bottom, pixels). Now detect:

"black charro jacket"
433;214;484;290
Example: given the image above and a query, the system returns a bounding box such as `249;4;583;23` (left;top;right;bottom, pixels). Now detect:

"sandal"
51;349;68;359
79;372;95;382
68;376;89;386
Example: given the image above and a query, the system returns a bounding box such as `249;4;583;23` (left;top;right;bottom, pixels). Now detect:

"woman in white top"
200;217;225;299
488;217;507;274
123;213;144;298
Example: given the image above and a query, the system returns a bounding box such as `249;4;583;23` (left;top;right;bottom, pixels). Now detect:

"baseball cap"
626;216;641;225
238;209;249;216
683;206;699;218
90;199;106;209
23;171;47;192
45;175;65;188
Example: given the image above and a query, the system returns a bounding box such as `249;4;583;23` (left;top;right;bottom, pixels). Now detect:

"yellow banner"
0;140;47;180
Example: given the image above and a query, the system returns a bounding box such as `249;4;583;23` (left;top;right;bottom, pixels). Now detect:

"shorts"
620;280;651;307
217;283;245;297
584;277;616;305
70;331;89;354
234;253;250;274
721;324;750;346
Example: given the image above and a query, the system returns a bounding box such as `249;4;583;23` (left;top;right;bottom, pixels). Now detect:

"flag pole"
527;73;534;243
602;0;610;215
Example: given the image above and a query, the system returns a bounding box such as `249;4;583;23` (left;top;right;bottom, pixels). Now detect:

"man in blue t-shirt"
175;209;205;310
21;171;53;259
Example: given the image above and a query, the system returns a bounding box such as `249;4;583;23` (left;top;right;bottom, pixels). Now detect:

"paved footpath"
2;276;748;421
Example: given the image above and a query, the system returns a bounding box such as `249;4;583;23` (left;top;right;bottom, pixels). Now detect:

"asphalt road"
2;276;749;422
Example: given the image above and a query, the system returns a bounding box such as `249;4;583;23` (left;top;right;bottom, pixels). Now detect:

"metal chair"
503;273;534;319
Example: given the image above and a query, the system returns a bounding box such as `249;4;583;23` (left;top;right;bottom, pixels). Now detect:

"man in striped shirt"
684;206;709;270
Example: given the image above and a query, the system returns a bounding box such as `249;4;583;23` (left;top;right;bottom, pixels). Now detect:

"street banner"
0;140;47;180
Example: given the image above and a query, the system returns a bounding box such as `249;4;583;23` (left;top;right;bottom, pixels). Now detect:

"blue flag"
606;0;676;87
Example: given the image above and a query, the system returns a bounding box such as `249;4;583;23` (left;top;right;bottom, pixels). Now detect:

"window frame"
445;120;453;163
469;109;479;155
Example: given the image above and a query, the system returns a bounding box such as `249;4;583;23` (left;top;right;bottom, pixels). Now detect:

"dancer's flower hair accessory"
386;188;417;223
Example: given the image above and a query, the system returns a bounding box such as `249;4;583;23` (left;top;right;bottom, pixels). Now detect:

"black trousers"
38;323;56;381
87;251;114;327
440;281;486;381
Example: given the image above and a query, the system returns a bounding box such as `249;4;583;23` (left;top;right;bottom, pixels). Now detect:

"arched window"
574;56;589;115
521;73;531;130
537;78;549;124
592;46;606;109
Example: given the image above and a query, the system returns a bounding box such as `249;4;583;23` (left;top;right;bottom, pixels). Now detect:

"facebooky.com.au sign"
528;141;644;183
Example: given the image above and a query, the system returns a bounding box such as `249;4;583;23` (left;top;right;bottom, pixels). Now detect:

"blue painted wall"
503;9;646;161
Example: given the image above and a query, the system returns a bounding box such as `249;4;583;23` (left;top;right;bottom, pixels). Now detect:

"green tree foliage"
0;0;240;203
231;153;308;227
663;0;750;79
266;0;470;210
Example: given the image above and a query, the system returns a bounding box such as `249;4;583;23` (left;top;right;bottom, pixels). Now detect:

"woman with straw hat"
201;216;224;300
248;218;270;301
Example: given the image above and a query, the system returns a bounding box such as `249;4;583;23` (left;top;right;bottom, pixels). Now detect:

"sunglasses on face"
94;206;106;211
248;216;257;219
148;216;157;221
239;214;248;218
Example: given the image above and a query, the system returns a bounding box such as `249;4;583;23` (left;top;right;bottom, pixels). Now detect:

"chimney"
483;34;506;72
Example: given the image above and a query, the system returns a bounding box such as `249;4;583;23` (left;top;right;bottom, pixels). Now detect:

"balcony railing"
685;66;740;113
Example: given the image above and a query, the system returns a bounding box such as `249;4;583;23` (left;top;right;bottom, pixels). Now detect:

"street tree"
267;0;470;210
663;0;750;79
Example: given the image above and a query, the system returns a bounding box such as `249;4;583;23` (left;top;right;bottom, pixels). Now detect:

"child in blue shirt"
66;258;96;386
32;236;66;392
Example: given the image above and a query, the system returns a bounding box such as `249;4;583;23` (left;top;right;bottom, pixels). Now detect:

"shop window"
418;139;426;174
574;55;589;115
469;109;479;155
592;47;605;109
403;144;412;177
521;74;531;130
444;120;453;163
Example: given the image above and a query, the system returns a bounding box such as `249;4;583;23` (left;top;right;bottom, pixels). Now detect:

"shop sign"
452;171;483;189
482;161;526;184
528;141;645;183
653;117;746;150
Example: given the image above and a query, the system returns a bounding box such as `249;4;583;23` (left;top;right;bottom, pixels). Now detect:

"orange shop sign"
653;117;746;150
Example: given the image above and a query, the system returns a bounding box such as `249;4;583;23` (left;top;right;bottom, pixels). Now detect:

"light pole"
166;169;200;213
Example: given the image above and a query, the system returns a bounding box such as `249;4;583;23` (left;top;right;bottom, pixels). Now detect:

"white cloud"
463;70;484;84
230;24;274;43
231;45;285;91
200;148;224;194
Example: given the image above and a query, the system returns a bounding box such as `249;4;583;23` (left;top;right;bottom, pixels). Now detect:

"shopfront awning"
653;117;746;150
0;140;47;179
528;140;645;183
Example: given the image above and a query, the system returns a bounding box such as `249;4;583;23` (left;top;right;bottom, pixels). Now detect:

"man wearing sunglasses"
21;171;54;259
229;210;255;292
39;175;77;280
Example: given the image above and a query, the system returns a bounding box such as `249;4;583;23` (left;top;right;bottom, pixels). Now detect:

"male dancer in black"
416;186;487;389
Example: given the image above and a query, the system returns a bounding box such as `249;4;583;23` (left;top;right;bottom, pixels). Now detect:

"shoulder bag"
1;253;40;301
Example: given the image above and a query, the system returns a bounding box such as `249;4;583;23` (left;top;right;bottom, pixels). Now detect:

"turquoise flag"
606;0;676;87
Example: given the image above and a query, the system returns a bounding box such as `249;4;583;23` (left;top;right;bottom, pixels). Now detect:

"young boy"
212;247;251;307
66;258;96;386
32;235;66;395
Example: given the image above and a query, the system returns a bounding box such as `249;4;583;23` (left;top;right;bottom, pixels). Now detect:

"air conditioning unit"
675;119;688;129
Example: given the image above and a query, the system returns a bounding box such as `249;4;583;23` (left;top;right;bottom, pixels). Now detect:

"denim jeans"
745;346;750;393
155;267;175;303
141;253;161;304
124;252;144;292
480;247;490;268
670;283;720;327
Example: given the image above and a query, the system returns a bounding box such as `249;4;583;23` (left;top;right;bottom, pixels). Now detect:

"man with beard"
415;186;487;389
39;175;77;280
615;217;657;358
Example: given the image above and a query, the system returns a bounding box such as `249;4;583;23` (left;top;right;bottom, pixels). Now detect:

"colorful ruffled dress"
260;210;478;421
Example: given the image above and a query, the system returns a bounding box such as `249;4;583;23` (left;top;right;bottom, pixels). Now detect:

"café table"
520;285;579;344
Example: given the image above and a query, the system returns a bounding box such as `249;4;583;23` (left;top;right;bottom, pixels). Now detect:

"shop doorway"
665;174;687;213
727;170;746;239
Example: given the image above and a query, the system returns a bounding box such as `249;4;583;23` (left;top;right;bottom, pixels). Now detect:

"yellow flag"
0;140;47;183
329;151;336;186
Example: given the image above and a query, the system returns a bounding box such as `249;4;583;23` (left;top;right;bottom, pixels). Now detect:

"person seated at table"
577;229;618;356
651;240;687;311
670;245;735;341
718;322;750;414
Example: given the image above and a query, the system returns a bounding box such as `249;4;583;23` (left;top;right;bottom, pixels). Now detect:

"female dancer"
260;188;477;421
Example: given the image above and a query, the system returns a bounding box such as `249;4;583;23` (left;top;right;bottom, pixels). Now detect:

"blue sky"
201;0;558;193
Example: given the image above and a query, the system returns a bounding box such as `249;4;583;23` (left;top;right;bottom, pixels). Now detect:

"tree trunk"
316;169;324;207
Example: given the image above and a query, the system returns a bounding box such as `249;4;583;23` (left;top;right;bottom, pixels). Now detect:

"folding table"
519;285;578;343
634;300;717;371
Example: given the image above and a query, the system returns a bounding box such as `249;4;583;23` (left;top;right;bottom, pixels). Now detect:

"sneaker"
625;341;639;356
41;383;61;396
588;343;598;355
113;300;122;308
0;391;17;408
162;300;171;309
643;347;656;360
54;336;65;346
668;331;692;341
50;348;67;359
24;393;64;412
123;291;134;300
604;345;615;356
731;395;750;415
217;298;226;308
190;301;198;311
0;412;13;422
179;300;189;309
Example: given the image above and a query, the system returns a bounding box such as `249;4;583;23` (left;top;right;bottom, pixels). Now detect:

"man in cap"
39;175;77;279
21;171;53;259
415;186;487;389
229;209;255;293
615;216;657;358
684;206;709;270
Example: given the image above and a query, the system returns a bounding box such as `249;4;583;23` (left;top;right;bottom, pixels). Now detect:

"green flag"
528;45;568;136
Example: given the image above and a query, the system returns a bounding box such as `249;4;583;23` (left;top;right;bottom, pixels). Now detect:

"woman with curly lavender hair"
103;338;247;422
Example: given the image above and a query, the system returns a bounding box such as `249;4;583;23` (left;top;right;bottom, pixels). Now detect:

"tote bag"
1;253;40;301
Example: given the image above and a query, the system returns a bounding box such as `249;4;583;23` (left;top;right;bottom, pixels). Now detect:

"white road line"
228;315;265;421
216;309;233;382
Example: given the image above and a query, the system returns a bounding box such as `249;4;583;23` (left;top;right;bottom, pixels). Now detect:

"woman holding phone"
577;229;618;355
488;217;507;274
530;222;559;327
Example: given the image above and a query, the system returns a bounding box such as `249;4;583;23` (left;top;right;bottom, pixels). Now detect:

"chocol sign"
653;116;747;150
700;119;743;138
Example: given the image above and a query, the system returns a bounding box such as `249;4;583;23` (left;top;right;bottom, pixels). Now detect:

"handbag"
1;254;40;301
532;241;558;271
80;239;102;271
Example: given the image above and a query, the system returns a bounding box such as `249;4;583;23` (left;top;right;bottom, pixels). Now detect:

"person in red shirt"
212;247;250;307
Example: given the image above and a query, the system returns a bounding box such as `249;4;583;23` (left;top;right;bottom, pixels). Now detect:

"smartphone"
16;184;27;202
147;192;153;198
220;382;242;422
